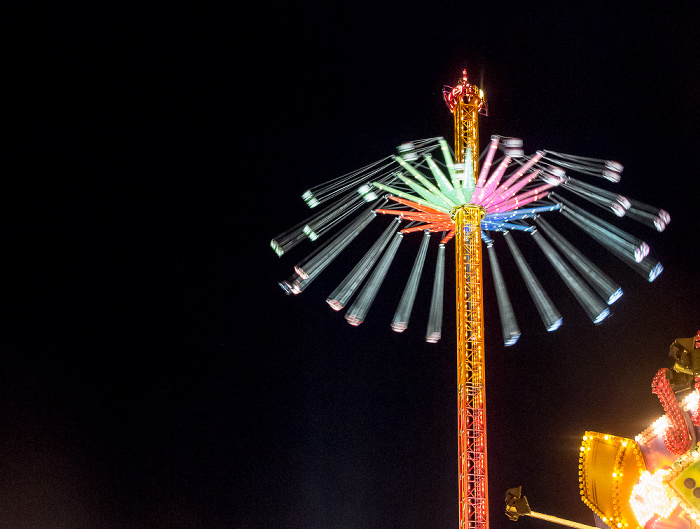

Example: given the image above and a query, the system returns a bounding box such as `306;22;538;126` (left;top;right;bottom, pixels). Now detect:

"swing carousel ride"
269;69;669;529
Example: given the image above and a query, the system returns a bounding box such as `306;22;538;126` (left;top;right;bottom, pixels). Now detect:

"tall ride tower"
445;70;489;529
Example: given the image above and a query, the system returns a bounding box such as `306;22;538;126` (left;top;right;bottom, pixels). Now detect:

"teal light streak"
439;139;466;204
393;156;457;208
424;154;457;200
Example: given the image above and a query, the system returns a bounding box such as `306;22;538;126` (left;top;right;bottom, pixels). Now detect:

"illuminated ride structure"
507;333;700;529
270;70;669;529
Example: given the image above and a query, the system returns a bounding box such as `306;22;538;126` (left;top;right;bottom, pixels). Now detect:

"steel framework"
455;205;488;529
448;71;490;529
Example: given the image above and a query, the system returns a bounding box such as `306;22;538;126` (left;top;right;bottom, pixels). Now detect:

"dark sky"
5;2;699;528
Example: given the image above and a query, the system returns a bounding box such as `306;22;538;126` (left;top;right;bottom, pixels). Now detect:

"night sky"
5;3;699;528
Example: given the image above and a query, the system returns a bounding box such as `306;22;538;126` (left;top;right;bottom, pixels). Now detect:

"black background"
5;2;699;528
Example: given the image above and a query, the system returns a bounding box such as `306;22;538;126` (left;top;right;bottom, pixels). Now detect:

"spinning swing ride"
270;69;669;529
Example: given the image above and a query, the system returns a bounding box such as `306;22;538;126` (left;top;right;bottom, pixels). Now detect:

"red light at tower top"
443;68;488;116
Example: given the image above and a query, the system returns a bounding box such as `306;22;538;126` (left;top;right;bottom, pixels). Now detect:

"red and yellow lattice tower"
447;70;489;529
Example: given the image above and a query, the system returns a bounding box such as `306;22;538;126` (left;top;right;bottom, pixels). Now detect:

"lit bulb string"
629;386;700;528
694;377;700;427
629;468;677;527
579;431;649;529
651;368;694;455
635;390;700;447
272;136;667;344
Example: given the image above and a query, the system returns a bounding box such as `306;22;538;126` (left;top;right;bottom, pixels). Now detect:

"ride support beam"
454;205;488;529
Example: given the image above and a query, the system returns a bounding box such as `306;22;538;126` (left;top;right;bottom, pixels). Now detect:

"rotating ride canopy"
270;69;669;529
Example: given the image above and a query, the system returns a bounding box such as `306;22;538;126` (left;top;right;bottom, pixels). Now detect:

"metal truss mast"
447;70;489;529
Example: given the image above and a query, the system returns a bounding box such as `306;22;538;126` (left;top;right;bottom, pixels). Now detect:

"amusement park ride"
270;69;674;529
507;333;700;529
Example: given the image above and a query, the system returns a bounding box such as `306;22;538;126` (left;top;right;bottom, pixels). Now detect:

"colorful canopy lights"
272;135;668;346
